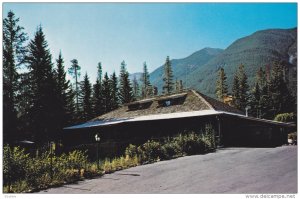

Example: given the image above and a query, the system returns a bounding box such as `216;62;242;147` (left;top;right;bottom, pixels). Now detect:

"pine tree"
249;67;268;118
97;62;103;80
232;74;240;108
175;79;184;93
110;72;119;110
119;61;134;104
3;10;28;143
26;25;59;143
141;62;151;98
92;79;103;117
215;67;228;101
179;80;184;92
238;64;249;110
79;73;93;121
249;82;261;117
68;59;81;115
92;62;103;116
55;52;76;126
65;86;76;123
153;86;158;96
132;75;140;100
102;72;112;113
175;79;180;93
260;82;272;119
269;61;293;118
232;64;249;111
162;56;174;95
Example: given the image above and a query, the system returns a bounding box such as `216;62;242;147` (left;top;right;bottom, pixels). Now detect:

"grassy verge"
3;124;216;193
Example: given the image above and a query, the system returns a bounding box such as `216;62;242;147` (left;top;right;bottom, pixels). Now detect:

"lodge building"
63;90;294;156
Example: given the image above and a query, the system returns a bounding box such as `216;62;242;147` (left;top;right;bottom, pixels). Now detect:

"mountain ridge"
148;27;297;97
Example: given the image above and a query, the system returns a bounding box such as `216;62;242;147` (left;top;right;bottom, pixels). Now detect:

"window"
165;100;171;106
127;100;153;111
157;93;187;107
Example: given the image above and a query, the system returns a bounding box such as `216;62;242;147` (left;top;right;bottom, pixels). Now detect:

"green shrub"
183;133;206;155
140;140;164;162
3;124;218;193
125;144;138;158
201;123;216;151
274;112;295;123
161;140;181;159
3;145;29;192
67;150;88;170
3;146;95;193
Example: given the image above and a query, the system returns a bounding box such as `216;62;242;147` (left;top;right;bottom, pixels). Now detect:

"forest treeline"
3;11;184;145
215;63;296;120
3;11;296;146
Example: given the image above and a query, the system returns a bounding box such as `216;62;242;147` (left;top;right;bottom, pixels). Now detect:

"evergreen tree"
92;79;103;117
26;26;59;143
162;56;174;94
146;85;154;97
110;72;119;110
102;72;112;113
3;10;28;143
92;62;103;116
175;79;180;93
118;61;134;104
175;79;184;93
249;67;268;118
132;75;140;100
232;64;249;111
260;82;272;119
269;61;293;117
153;86;158;96
238;64;249;111
68;59;81;115
215;67;228;101
249;82;261;117
79;73;93;121
65;86;76;123
17;72;32;140
232;74;240;109
179;80;184;92
141;62;151;98
55;52;76;126
97;62;103;81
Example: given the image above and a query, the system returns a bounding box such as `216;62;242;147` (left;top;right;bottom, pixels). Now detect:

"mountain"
129;72;143;82
150;28;297;97
149;47;224;93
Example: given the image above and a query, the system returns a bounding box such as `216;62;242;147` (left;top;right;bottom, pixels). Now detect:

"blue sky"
3;3;297;83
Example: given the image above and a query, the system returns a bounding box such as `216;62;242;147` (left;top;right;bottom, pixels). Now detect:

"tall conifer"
79;73;93;121
119;61;133;104
162;56;174;94
110;72;119;110
26;26;59;143
215;67;228;101
3;10;28;143
68;59;81;115
102;72;112;113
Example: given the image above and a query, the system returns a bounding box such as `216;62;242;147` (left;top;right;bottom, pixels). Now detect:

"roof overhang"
64;110;294;130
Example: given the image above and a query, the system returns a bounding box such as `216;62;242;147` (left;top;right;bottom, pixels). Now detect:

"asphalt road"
40;146;297;194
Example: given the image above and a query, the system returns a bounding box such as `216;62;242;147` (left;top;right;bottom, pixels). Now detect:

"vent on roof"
127;100;153;111
157;93;187;107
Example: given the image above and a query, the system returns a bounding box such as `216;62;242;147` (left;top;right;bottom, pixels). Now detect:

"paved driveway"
40;146;297;194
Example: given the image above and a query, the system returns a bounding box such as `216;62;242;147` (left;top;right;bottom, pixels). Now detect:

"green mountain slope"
149;47;223;92
150;28;297;98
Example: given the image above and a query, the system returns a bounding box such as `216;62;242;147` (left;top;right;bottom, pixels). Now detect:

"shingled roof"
65;90;294;130
91;90;243;122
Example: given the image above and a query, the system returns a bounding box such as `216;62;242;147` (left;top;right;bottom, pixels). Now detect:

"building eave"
64;109;294;130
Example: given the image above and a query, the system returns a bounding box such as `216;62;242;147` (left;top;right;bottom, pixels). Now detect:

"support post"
216;116;222;147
